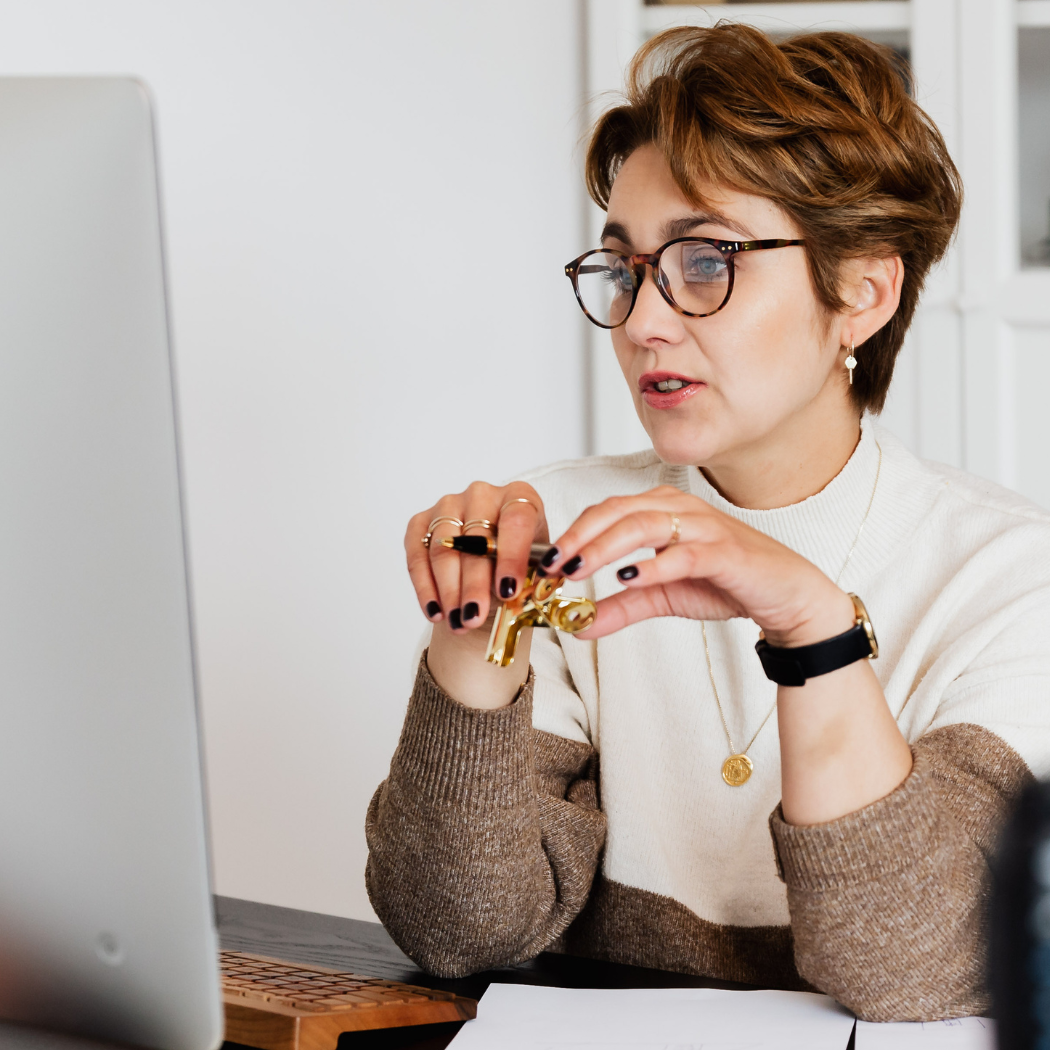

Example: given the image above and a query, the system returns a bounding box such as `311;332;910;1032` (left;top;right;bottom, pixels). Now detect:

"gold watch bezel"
848;593;879;660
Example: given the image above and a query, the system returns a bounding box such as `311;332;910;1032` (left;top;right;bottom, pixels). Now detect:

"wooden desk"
0;897;853;1050
215;895;775;1050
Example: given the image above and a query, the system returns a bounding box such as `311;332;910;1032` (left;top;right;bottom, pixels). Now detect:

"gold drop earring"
845;342;857;385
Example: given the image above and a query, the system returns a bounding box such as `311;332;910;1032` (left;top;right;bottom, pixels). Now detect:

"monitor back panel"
0;78;222;1050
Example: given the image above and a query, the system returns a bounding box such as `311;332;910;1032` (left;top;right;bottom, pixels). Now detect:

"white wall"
0;1;587;920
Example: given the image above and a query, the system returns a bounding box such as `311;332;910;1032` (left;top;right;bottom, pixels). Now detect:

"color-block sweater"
365;423;1050;1021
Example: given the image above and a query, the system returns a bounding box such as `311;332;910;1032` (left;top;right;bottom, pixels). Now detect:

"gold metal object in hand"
486;567;596;667
721;754;754;787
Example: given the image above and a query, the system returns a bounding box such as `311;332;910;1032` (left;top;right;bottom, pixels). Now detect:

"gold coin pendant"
722;754;754;787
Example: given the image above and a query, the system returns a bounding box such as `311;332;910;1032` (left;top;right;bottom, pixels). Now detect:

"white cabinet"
584;0;1050;508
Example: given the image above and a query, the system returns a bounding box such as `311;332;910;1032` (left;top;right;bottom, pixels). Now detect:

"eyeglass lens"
575;242;730;327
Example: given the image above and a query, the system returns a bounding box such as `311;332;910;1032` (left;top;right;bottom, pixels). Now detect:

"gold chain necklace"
702;439;883;787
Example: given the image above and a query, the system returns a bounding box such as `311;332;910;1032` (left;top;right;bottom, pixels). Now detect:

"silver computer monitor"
0;78;223;1050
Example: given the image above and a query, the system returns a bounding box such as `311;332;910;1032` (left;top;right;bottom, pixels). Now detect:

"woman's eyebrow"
601;214;758;246
663;213;757;240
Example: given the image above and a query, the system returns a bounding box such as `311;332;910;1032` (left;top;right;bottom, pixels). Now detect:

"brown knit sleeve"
364;652;606;977
768;723;1032;1021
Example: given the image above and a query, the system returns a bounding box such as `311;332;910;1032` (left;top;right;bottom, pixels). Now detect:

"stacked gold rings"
422;516;463;549
422;499;539;550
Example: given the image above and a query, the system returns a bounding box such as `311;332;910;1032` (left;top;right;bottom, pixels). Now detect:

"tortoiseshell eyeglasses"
564;236;805;330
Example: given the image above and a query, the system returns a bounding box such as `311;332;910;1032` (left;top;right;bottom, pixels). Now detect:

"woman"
366;24;1050;1021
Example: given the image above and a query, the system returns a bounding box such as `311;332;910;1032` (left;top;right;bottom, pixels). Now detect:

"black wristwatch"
754;593;879;686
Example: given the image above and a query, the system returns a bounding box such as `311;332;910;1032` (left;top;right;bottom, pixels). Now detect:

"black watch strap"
754;594;878;686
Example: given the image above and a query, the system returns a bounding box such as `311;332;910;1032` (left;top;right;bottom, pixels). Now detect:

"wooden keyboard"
220;949;476;1050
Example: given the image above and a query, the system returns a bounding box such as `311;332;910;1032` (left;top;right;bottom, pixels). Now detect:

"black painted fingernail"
426;600;441;619
617;565;639;581
535;566;548;577
463;601;480;622
500;576;516;599
562;555;583;576
449;607;463;630
541;546;560;568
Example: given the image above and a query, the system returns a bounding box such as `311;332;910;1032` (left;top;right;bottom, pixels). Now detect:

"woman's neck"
699;405;862;511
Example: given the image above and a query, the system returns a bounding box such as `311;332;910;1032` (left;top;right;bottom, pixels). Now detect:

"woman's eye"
600;266;634;296
683;250;727;282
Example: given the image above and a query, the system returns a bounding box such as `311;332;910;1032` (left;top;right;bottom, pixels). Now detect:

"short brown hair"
586;23;962;413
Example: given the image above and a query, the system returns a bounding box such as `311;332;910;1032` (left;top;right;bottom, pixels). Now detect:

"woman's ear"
837;255;904;348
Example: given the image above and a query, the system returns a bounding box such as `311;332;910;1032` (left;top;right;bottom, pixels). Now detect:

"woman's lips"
638;371;705;410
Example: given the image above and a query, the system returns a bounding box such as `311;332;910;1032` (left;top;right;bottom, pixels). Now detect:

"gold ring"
499;498;538;518
668;513;681;546
423;515;463;549
463;518;495;532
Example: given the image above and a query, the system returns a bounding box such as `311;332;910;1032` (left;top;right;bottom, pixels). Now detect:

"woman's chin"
646;422;720;467
632;392;726;466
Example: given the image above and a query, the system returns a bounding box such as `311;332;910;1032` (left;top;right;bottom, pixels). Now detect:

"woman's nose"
623;265;683;348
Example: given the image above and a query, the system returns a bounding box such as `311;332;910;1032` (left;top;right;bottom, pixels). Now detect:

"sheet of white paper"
855;1017;996;1050
448;983;856;1050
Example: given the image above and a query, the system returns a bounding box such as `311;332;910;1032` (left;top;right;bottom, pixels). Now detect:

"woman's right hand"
404;481;548;709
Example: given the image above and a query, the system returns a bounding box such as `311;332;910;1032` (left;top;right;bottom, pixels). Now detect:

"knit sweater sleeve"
364;652;606;977
769;723;1032;1021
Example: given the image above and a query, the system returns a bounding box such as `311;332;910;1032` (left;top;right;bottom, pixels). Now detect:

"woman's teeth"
655;379;688;392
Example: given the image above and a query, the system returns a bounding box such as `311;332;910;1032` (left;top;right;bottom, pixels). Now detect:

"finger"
613;537;739;588
426;503;466;630
581;577;732;639
568;508;696;579
459;510;498;630
558;501;714;583
613;539;733;591
581;584;676;638
405;510;445;621
548;486;686;575
494;487;545;600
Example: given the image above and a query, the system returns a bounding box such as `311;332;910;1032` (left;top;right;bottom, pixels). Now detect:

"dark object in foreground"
438;535;552;562
991;779;1050;1048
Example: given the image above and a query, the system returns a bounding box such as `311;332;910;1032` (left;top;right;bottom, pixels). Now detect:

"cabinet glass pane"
1014;326;1050;508
1020;27;1050;268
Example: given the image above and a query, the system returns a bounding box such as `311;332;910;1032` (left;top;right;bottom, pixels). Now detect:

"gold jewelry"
667;512;681;546
499;497;538;517
422;515;463;549
702;439;882;786
428;515;464;531
847;592;879;660
845;342;857;385
702;622;776;787
463;518;495;532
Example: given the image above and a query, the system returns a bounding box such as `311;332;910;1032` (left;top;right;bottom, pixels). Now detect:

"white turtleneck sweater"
523;419;1050;926
367;420;1049;1021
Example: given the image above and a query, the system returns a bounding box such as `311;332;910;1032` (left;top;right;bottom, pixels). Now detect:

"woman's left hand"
547;485;855;647
550;484;914;826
